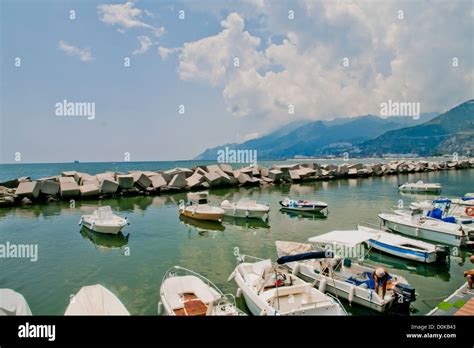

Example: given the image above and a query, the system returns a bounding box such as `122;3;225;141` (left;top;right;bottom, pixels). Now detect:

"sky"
1;0;473;163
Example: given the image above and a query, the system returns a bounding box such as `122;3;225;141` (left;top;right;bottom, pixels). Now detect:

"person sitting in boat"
372;267;389;299
463;255;474;291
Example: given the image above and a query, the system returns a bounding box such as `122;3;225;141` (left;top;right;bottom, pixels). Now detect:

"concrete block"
100;179;119;193
80;184;100;197
116;174;135;189
132;173;152;189
168;173;187;189
186;173;204;189
59;176;76;184
289;170;301;181
15;181;40;199
60;181;80;197
268;169;283;180
150;174;167;189
40;180;60;195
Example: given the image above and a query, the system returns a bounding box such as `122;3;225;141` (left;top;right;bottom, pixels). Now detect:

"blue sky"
1;0;473;163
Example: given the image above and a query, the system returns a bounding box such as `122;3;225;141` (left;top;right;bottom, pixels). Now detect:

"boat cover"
64;284;130;315
277;251;332;264
308;230;380;247
0;289;32;315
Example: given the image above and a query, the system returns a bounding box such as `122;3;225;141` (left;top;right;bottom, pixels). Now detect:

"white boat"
275;241;416;313
398;181;441;193
279;197;328;212
65;284;130;315
0;289;32;315
220;198;269;220
179;192;225;222
79;206;128;234
378;212;473;247
228;255;346;316
322;226;449;263
159;266;245;316
409;198;474;225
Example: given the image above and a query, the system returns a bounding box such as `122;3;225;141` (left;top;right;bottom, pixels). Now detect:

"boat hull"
234;271;344;315
379;217;464;247
81;221;125;235
367;239;437;263
180;209;223;221
295;267;391;313
222;208;268;219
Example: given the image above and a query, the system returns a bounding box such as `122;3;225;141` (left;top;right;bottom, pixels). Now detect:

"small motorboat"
314;226;449;264
220;198;269;220
228;254;346;316
378;212;473;247
0;289;32;315
65;284;130;315
279;197;328;212
179;192;225;222
398;181;441;193
79;206;128;235
275;241;416;313
409;198;474;225
159;266;245;316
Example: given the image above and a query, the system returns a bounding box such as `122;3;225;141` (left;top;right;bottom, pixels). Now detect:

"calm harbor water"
0;161;472;316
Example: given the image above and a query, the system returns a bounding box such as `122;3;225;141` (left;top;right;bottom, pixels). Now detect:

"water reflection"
279;209;328;221
79;226;129;250
222;216;270;230
365;253;451;282
179;215;225;232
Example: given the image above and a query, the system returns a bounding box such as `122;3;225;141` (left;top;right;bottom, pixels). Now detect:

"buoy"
236;288;242;298
348;286;356;304
78;217;83;225
465;206;474;217
319;278;327;293
245;210;249;218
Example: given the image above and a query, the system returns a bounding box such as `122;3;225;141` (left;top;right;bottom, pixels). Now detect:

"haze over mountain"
194;112;439;160
360;100;474;156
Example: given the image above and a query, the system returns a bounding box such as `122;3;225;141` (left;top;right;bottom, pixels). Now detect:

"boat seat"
163;276;218;310
261;283;310;303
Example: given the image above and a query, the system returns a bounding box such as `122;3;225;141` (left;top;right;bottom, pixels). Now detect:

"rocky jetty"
0;158;472;207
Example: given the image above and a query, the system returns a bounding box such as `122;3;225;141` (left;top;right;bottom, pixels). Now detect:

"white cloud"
98;1;165;37
177;13;268;87
58;40;94;62
133;35;152;55
157;46;180;60
171;2;473;126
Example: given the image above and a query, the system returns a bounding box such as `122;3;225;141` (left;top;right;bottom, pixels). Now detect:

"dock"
428;283;474;316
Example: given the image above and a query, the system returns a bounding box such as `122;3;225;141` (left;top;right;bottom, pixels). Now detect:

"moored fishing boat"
0;289;32;315
179;192;225;222
65;284;130;315
321;226;449;263
228;254;346;316
398;181;441;193
79;206;129;235
220;198;269;220
378;212;473;247
279;197;328;212
275;240;416;313
159;266;245;316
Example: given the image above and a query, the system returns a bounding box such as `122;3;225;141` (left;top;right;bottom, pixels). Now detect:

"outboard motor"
393;283;416;307
434;245;450;263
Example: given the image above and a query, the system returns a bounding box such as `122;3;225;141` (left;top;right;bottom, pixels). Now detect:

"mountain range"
194;100;473;160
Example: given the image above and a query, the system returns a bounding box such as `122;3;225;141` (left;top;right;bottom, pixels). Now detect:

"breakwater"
1;158;473;207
